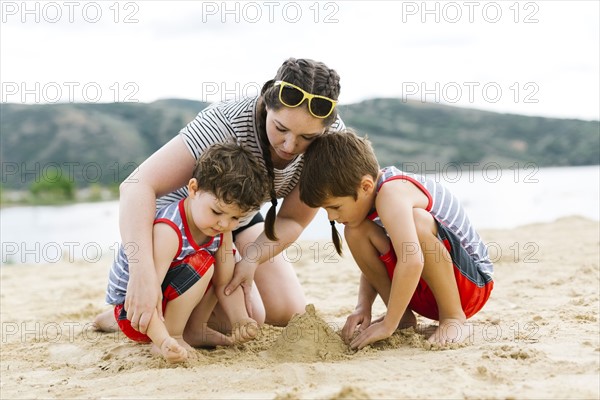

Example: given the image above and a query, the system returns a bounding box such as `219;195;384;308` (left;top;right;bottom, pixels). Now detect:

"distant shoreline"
1;186;118;209
2;164;598;209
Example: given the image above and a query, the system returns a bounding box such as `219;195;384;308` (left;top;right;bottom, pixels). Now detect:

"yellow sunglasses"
274;80;337;119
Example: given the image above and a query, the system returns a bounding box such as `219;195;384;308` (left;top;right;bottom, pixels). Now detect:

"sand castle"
264;304;351;362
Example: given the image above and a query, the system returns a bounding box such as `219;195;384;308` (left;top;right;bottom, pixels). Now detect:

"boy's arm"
379;180;429;329
341;273;378;343
142;223;185;356
213;233;256;327
350;180;427;349
152;223;180;283
355;273;379;312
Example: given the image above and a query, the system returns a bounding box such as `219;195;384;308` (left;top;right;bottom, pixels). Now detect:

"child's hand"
231;318;259;343
350;320;395;350
342;307;372;344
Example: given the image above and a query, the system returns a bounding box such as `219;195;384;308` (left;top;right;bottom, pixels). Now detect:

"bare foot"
184;325;233;348
93;309;118;332
152;337;188;363
173;336;194;352
427;318;472;345
174;336;202;361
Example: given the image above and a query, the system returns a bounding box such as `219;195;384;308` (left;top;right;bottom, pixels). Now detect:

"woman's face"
265;106;327;167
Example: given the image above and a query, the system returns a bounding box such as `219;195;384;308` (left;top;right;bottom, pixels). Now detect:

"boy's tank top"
106;199;222;305
369;166;493;278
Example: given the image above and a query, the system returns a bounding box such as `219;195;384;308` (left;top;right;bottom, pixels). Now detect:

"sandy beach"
1;216;599;399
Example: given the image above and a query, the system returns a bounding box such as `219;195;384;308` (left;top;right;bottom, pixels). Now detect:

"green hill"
1;99;598;190
339;99;599;169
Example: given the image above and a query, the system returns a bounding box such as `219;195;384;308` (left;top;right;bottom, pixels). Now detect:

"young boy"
299;129;494;349
104;142;269;363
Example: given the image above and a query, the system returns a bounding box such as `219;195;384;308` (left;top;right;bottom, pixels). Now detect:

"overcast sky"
2;1;598;120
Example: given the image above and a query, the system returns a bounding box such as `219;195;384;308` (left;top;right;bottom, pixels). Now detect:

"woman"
95;58;344;346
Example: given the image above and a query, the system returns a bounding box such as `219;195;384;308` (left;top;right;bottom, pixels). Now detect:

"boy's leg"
163;265;215;348
183;286;235;347
144;264;217;362
145;309;188;363
92;268;216;337
412;209;470;345
344;219;416;329
344;219;392;301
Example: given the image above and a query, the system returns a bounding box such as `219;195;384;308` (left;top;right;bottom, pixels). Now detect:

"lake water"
1;165;598;264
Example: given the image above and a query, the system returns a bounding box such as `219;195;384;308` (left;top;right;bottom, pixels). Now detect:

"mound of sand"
264;304;351;362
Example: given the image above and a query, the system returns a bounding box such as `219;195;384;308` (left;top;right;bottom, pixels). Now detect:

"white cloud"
1;0;598;120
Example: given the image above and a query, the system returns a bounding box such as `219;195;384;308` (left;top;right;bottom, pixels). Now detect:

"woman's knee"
249;286;266;326
254;254;306;326
260;281;304;326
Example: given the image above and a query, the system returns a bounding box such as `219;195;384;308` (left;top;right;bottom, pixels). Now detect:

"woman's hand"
124;270;163;334
224;258;258;318
341;306;372;345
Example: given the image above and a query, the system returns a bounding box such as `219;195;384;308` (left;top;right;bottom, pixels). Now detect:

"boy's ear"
359;175;375;195
187;178;199;195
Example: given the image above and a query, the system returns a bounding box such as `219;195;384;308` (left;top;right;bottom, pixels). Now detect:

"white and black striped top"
156;96;345;227
369;166;493;278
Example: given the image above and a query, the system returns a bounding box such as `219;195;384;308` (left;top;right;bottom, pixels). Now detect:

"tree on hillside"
29;170;76;203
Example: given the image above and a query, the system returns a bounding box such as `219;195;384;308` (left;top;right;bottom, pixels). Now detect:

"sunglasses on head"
274;80;337;119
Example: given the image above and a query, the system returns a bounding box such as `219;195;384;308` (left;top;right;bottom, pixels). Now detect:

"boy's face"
320;194;371;229
188;190;249;237
319;177;376;228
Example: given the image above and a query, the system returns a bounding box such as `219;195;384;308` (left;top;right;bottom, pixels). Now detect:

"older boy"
299;129;493;348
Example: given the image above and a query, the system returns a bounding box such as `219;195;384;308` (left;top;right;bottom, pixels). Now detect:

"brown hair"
299;129;379;254
193;141;269;214
256;57;342;240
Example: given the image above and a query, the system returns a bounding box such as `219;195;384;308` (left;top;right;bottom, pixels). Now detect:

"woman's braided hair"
256;58;341;240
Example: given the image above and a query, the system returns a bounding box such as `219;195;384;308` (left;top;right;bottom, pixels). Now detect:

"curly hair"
192;141;269;213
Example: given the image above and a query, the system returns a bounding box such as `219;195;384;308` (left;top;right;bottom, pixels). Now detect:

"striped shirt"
106;199;222;305
156;96;345;227
369;166;493;277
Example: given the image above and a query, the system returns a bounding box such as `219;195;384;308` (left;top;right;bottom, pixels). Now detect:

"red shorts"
115;250;215;343
379;227;493;321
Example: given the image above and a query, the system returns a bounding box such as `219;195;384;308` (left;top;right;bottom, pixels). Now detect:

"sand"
1;216;599;399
